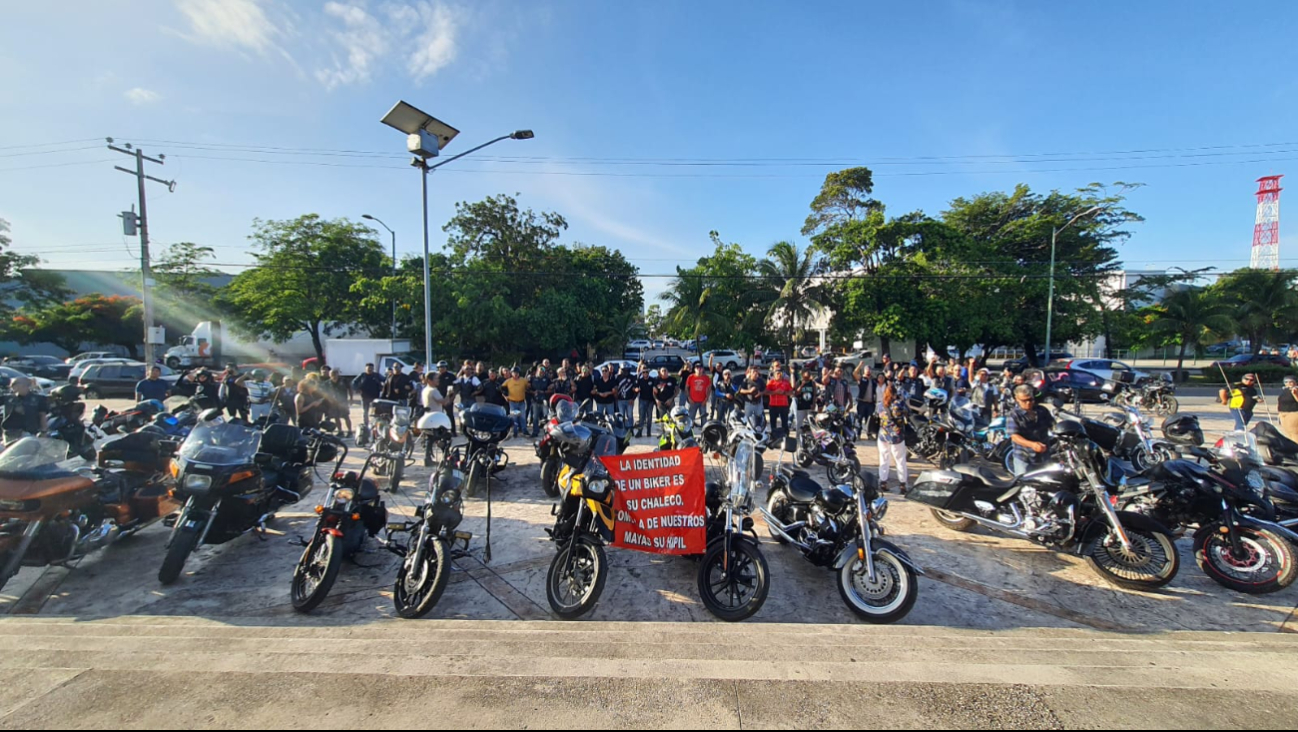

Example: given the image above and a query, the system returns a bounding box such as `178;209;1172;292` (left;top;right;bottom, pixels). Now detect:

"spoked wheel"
291;532;343;613
1085;525;1180;590
930;508;975;532
393;534;450;619
837;549;918;624
1194;525;1296;594
828;458;860;485
696;538;769;622
1157;396;1180;416
546;538;607;620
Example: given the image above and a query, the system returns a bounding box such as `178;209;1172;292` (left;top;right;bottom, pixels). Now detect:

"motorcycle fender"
832;538;926;576
709;531;760;552
1080;510;1171;545
1199;514;1298;545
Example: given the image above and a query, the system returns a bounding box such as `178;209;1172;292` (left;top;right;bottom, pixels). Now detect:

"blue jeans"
744;402;765;431
1231;408;1253;431
528;401;547;436
1012;451;1045;476
637;401;654;435
597;402;614;416
509;401;526;436
688;401;706;426
618;400;634;425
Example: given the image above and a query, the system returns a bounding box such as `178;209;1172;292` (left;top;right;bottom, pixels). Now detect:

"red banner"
604;447;707;555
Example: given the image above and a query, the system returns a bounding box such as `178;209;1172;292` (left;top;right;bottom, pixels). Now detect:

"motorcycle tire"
541;456;561;498
465;459;485;499
158;525;201;585
546;538;607;620
393;535;450;619
837;549;919;624
930;508;975;532
989;441;1015;474
1194;524;1297;595
1084;524;1180;590
697;537;770;622
291;532;343;613
388;458;404;494
828;458;860;485
795;450;814;468
765;489;792;544
1159;396;1180;416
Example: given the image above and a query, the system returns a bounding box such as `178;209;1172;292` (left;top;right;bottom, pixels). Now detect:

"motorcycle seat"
952;463;1017;490
1253;422;1298;459
784;468;821;503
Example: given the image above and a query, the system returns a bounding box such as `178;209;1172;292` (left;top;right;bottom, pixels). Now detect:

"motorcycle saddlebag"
98;431;166;473
130;480;180;520
908;469;967;510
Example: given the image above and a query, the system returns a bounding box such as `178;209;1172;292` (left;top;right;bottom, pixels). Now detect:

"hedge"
1216;364;1298;385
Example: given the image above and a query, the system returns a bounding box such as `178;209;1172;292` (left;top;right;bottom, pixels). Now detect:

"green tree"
1148;287;1234;378
644;304;665;338
223;215;387;361
757;241;827;357
153;242;220;302
10;295;143;357
1213;269;1298;354
0;218;68;333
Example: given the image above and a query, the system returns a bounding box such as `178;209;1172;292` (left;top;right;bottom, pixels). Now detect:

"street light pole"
361;214;396;337
1044;205;1105;365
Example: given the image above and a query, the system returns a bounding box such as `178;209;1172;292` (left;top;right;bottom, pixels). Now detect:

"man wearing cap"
381;361;412;403
715;368;739;423
1220;373;1262;431
2;376;48;445
503;367;530;437
1278;375;1298;442
685;362;712;427
1006;384;1055;476
635;364;655;438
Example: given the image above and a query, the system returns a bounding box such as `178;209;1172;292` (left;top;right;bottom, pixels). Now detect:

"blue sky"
2;1;1296;305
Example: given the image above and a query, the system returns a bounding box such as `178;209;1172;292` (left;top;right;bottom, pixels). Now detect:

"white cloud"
175;0;285;54
404;2;461;81
316;2;389;89
125;87;162;105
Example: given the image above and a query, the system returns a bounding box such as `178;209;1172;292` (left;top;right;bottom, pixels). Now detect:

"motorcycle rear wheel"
1084;525;1180;590
1194;525;1296;595
291;533;342;613
393;535;450;619
547;538;607;620
1157;396;1179;416
838;550;918;624
158;525;201;585
697;538;769;622
930;508;975;532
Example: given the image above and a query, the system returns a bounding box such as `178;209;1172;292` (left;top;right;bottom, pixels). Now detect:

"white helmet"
417;411;453;432
924;387;949;408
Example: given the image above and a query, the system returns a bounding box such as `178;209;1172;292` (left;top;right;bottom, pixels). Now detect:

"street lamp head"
511;130;535;140
362;214;375;220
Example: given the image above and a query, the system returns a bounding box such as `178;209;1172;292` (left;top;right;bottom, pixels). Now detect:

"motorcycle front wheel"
465;459;485;498
1194;525;1296;594
838;550;918;624
540;456;561;498
291;532;342;613
828;458;861;485
393;535;450;619
387;457;404;494
158;525;201;585
1084;524;1180;590
1157;395;1179;416
696;538;770;622
546;538;607;620
989;441;1015;473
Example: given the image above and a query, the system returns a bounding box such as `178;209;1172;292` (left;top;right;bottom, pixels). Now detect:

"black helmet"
1161;414;1203;446
1054;419;1087;439
700;420;728;453
48;383;83;404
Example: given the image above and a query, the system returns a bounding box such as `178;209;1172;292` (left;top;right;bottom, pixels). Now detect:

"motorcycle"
537;395;577;498
657;406;697;451
459;403;513;498
1219;424;1298;531
290;432;388;612
544;399;619;619
44;384;105;461
761;435;922;623
0;433;179;592
159;417;326;584
367;399;414;493
1117;439;1298;594
92;399;167;436
416;409;455;467
700;409;769;481
385;428;471;618
694;437;770;621
905;388;972;469
791;401;860;484
912;418;1181;590
1113;375;1179;416
989;405;1175;475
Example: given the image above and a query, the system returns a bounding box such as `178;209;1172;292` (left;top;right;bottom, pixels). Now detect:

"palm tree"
659;269;724;344
1149;287;1234;379
1218;269;1298;354
757;241;828;357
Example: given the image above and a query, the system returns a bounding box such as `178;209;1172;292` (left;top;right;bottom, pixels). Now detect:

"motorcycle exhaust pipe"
957;511;1031;539
756;507;810;550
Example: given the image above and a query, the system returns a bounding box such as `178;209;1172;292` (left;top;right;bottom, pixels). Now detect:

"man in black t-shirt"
527;366;553;438
738;366;766;431
476;370;508;407
615;364;638;426
574;365;595;405
635;366;655;437
381;363;412;403
2;377;48;445
653;371;678;432
593;364;618;416
1221;373;1262;431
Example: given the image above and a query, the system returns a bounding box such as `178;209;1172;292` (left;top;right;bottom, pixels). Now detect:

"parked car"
66;351;121;365
627;339;653;351
75;362;179;399
799;346;820;358
1002;352;1073;374
1204;341;1249;356
1209;353;1293;370
761;350;788;366
69;357;138;382
651;340;665;349
835;350;874;370
701;350;743;371
595;360;639;375
645;354;690;373
2;355;71;380
1035;368;1113;406
1058;358;1151;385
0;366;57;393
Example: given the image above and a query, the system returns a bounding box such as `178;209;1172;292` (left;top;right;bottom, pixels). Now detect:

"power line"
0;137;103;151
0;158;117;173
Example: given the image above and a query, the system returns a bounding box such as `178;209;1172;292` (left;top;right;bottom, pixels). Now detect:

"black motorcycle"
44;384;101;461
792;402;860;483
762;436;922;623
696;437;769;621
1117;445;1297;594
290;432;388;612
1113;375;1179;416
459;403;512;498
904;389;975;469
385;428;472;619
159;418;325;584
912;419;1181;590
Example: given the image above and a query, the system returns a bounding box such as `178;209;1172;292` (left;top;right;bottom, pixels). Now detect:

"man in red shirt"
765;361;794;439
685;362;712;426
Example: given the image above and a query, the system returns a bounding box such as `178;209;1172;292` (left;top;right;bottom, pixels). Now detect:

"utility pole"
107;138;176;367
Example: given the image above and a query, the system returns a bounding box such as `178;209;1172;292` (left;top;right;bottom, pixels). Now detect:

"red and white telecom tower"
1250;175;1282;270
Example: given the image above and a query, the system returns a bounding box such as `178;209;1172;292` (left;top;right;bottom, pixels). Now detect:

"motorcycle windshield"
0;437;73;475
178;422;262;465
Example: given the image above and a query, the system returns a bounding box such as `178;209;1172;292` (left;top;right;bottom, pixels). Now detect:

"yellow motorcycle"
657;406;697;451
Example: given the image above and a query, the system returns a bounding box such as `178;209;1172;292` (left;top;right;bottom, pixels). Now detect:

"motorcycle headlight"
439;488;460;505
468;428;492;441
183;474;212;493
1246;470;1266;492
870;496;889;521
585;477;610;498
334;488;355;503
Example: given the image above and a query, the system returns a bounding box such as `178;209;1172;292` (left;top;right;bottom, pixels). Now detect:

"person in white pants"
875;383;910;494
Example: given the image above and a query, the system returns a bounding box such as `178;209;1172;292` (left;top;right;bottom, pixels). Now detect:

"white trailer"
324;338;418;378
